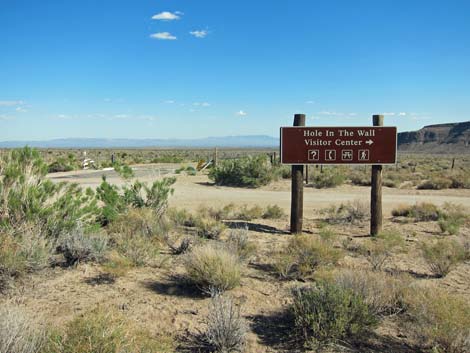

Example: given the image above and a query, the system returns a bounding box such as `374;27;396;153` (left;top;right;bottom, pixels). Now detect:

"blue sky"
1;0;469;140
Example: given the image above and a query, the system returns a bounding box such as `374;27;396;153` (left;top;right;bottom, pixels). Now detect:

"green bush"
291;282;378;348
226;227;256;261
421;239;465;277
209;155;279;188
0;147;98;237
184;243;241;294
311;169;345;188
273;235;342;280
437;203;467;235
236;205;263;221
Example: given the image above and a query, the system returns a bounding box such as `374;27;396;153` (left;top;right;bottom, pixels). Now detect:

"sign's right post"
370;114;384;236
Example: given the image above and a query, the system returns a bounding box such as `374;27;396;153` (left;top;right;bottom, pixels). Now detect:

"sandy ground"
48;165;470;216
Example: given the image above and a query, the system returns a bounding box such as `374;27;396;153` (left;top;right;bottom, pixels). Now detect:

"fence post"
290;114;306;234
370;114;384;236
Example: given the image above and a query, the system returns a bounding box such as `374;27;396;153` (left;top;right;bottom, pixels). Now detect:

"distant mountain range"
1;122;468;152
397;121;470;153
0;135;279;148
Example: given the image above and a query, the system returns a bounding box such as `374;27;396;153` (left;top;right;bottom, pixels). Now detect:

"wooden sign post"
290;114;305;234
281;114;396;235
370;115;383;236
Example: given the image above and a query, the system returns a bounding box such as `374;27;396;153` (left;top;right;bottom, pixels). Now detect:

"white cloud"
163;100;175;104
150;32;177;40
236;110;247;116
193;102;210;107
318;111;344;116
398;112;407;116
151;11;181;21
15;107;28;113
305;100;315;104
0;100;23;107
113;114;128;119
0;115;14;121
190;30;208;38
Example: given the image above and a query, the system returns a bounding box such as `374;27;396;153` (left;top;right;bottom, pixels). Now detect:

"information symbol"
325;150;336;161
308;150;319;161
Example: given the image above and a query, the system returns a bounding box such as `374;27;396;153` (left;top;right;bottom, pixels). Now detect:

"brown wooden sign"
281;126;397;165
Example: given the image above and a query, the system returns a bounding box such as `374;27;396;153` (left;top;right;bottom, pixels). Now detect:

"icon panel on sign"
325;150;336;161
341;150;353;161
308;149;319;161
358;150;370;161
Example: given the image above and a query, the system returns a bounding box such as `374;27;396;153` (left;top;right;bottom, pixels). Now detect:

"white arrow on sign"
365;139;374;145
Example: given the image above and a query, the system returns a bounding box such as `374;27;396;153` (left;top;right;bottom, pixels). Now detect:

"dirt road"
47;165;470;216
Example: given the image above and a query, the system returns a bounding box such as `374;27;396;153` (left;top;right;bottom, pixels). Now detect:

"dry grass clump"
201;295;247;353
391;202;441;221
334;269;411;316
236;205;264;221
57;228;108;266
1;230;52;291
360;230;406;271
404;288;470;353
108;208;168;239
0;304;46;353
437;202;468;235
273;235;343;280
421;239;465;277
115;233;164;267
291;281;378;349
262;204;285;219
226;227;256;262
196;218;227;240
321;200;369;225
184;243;241;294
417;177;453;190
45;308;175;353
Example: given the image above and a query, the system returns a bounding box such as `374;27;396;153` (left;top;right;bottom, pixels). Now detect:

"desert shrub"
57;228;108;266
0;305;45;353
421;239;465;277
0;230;52;290
100;251;133;279
236;205;263;221
360;230;405;271
45;308;175;353
95;177;126;226
166;236;193;255
405;289;470;353
335;269;410;316
279;166;291;179
197;204;237;221
262;204;285;219
417;177;452;190
167;208;199;227
47;158;74;173
318;227;338;244
322;200;369;225
0;147;98;237
226;227;256;261
311;169;345;189
291;282;378;348
115;234;162;267
108;208;167;239
184;243;241;294
349;171;370;186
202;295;247;353
122;177;176;216
209;155;278;188
391;202;440;221
437;203;468;235
196;218;226;240
273;235;342;280
450;172;470;189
